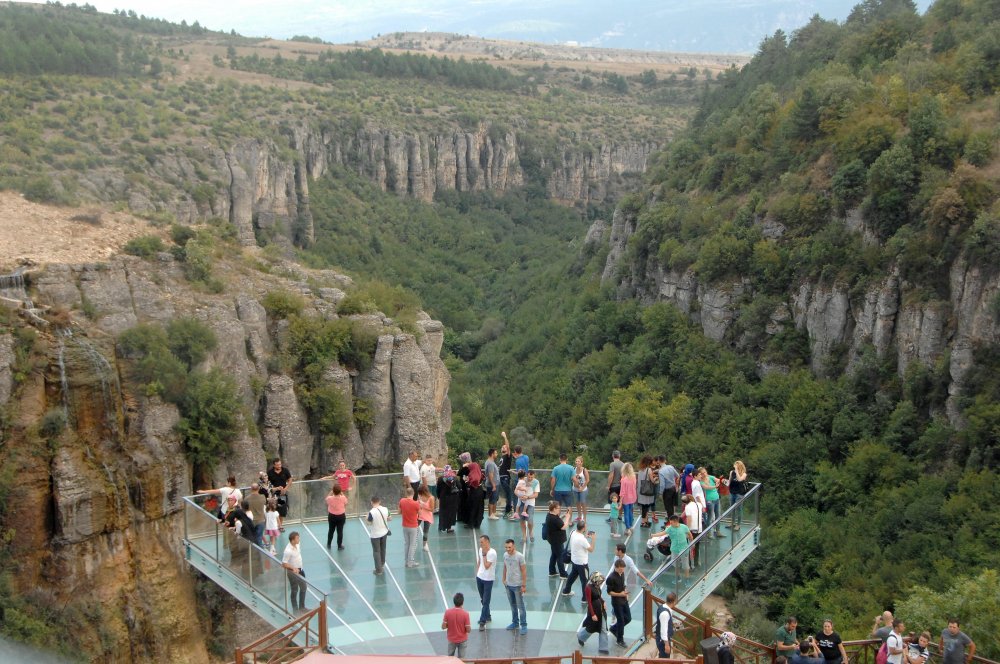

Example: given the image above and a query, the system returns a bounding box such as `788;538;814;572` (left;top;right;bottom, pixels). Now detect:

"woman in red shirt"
325;484;348;550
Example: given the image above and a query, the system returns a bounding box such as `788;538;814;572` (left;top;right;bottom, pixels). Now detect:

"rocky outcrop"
2;251;452;662
546;142;656;204
76;123;653;248
599;211;1000;424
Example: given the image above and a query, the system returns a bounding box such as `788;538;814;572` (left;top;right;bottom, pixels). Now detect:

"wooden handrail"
842;640;998;664
234;600;327;664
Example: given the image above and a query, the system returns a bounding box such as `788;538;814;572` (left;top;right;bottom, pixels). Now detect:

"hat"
720;632;737;648
589;572;604;586
459;452;471;464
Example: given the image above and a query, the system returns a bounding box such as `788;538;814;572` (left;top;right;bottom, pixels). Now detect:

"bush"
117;324;188;401
262;290;305;319
123;234;164;257
166;317;217;370
177;369;242;468
963;131;995;167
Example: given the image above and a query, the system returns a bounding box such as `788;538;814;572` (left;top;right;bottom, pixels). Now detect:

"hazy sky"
72;0;935;54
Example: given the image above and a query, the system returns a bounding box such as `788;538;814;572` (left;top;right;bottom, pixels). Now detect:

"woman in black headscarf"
436;465;461;533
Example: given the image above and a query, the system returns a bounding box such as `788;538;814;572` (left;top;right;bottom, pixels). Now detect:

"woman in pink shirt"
619;463;638;537
325;484;348;550
418;485;436;551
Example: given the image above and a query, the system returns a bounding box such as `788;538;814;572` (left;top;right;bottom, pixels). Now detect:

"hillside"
448;0;1000;649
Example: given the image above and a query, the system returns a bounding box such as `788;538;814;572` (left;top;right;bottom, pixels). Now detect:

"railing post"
319;599;328;650
573;649;583;664
234;647;243;664
644;588;654;638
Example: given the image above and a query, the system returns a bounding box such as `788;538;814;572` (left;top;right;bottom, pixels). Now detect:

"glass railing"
644;482;761;604
184;469;620;523
183;497;341;632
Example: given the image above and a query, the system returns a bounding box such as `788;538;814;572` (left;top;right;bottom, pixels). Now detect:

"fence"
234;602;328;663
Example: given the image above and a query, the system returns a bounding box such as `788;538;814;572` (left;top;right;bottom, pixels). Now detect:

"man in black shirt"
498;434;514;517
267;458;293;531
606;558;630;648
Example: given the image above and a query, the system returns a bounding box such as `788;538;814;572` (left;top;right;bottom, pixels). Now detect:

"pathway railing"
466;653;701;664
234;602;328;663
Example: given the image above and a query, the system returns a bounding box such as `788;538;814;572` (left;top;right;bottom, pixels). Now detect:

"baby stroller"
643;533;672;562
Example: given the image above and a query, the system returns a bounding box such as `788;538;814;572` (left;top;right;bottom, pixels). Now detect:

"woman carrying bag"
577;572;610;655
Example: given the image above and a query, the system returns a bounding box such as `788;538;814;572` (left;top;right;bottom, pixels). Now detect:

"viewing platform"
183;471;762;658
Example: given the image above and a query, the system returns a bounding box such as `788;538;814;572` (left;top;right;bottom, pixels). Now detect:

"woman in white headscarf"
719;631;737;664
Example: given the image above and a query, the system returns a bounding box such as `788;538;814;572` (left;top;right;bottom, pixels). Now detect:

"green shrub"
262;290;306;319
177;369;241;468
963;131;995;167
170;223;196;246
122;234;164;257
166;317;217;370
117;324;188;401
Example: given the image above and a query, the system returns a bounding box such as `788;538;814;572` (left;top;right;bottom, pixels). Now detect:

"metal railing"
234;602;328;663
187;469;619;521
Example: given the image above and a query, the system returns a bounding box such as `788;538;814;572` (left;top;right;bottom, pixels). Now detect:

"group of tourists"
773;612;977;664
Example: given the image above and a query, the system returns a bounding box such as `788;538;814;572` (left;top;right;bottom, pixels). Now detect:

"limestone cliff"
77;124;655;248
0;252;451;662
597;208;1000;424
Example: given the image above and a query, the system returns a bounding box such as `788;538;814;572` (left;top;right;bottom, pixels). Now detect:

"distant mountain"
78;0;932;55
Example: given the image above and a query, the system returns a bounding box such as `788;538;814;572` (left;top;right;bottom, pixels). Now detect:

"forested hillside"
442;0;1000;651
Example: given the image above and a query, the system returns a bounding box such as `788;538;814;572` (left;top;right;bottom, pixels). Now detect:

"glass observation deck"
183;470;761;658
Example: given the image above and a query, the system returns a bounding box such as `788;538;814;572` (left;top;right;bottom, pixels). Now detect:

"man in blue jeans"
502;539;527;635
551;452;575;507
475;535;497;630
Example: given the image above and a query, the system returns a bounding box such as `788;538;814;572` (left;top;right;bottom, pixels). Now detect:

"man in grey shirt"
502;539;528;635
485;448;501;520
657;456;680;517
607;450;624;511
939;620;975;664
871;611;894;643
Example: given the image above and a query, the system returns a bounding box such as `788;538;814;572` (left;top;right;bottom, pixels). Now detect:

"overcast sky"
70;0;934;54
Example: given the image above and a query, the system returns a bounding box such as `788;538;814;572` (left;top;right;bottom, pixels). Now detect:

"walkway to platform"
184;473;761;658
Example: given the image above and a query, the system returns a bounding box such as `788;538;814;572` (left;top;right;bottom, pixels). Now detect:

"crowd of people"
771;612;977;664
195;450;979;662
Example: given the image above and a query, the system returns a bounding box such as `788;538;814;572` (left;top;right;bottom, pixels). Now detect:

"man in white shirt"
367;496;391;575
561;521;595;599
403;450;422;494
614;543;651;586
475;534;497;630
420;455;438;497
887;620;907;664
281;531;306;611
656;592;678;658
682;495;702;568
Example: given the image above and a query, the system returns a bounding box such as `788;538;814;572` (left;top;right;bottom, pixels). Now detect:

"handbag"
639;470;656;496
541;520;549;541
561;545;571;565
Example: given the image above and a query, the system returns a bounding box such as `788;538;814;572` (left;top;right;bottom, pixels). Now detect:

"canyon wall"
0;253;451;661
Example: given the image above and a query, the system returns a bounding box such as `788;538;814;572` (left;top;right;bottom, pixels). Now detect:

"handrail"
182;496;332;612
645;482;762;588
645;589;775;664
465;655;699;664
234;600;328;663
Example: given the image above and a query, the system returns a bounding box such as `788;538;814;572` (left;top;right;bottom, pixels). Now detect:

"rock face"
600;210;1000;423
2;253;452;662
76;123;654;247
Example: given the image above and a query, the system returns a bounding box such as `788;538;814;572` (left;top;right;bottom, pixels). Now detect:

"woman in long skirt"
437;465;460;533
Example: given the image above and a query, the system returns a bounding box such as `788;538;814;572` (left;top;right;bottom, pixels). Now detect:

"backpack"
541;520;549;541
876;641;889;664
654;605;675;642
467;463;482;489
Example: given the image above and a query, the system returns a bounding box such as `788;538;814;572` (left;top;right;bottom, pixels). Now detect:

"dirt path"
0;192;158;269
